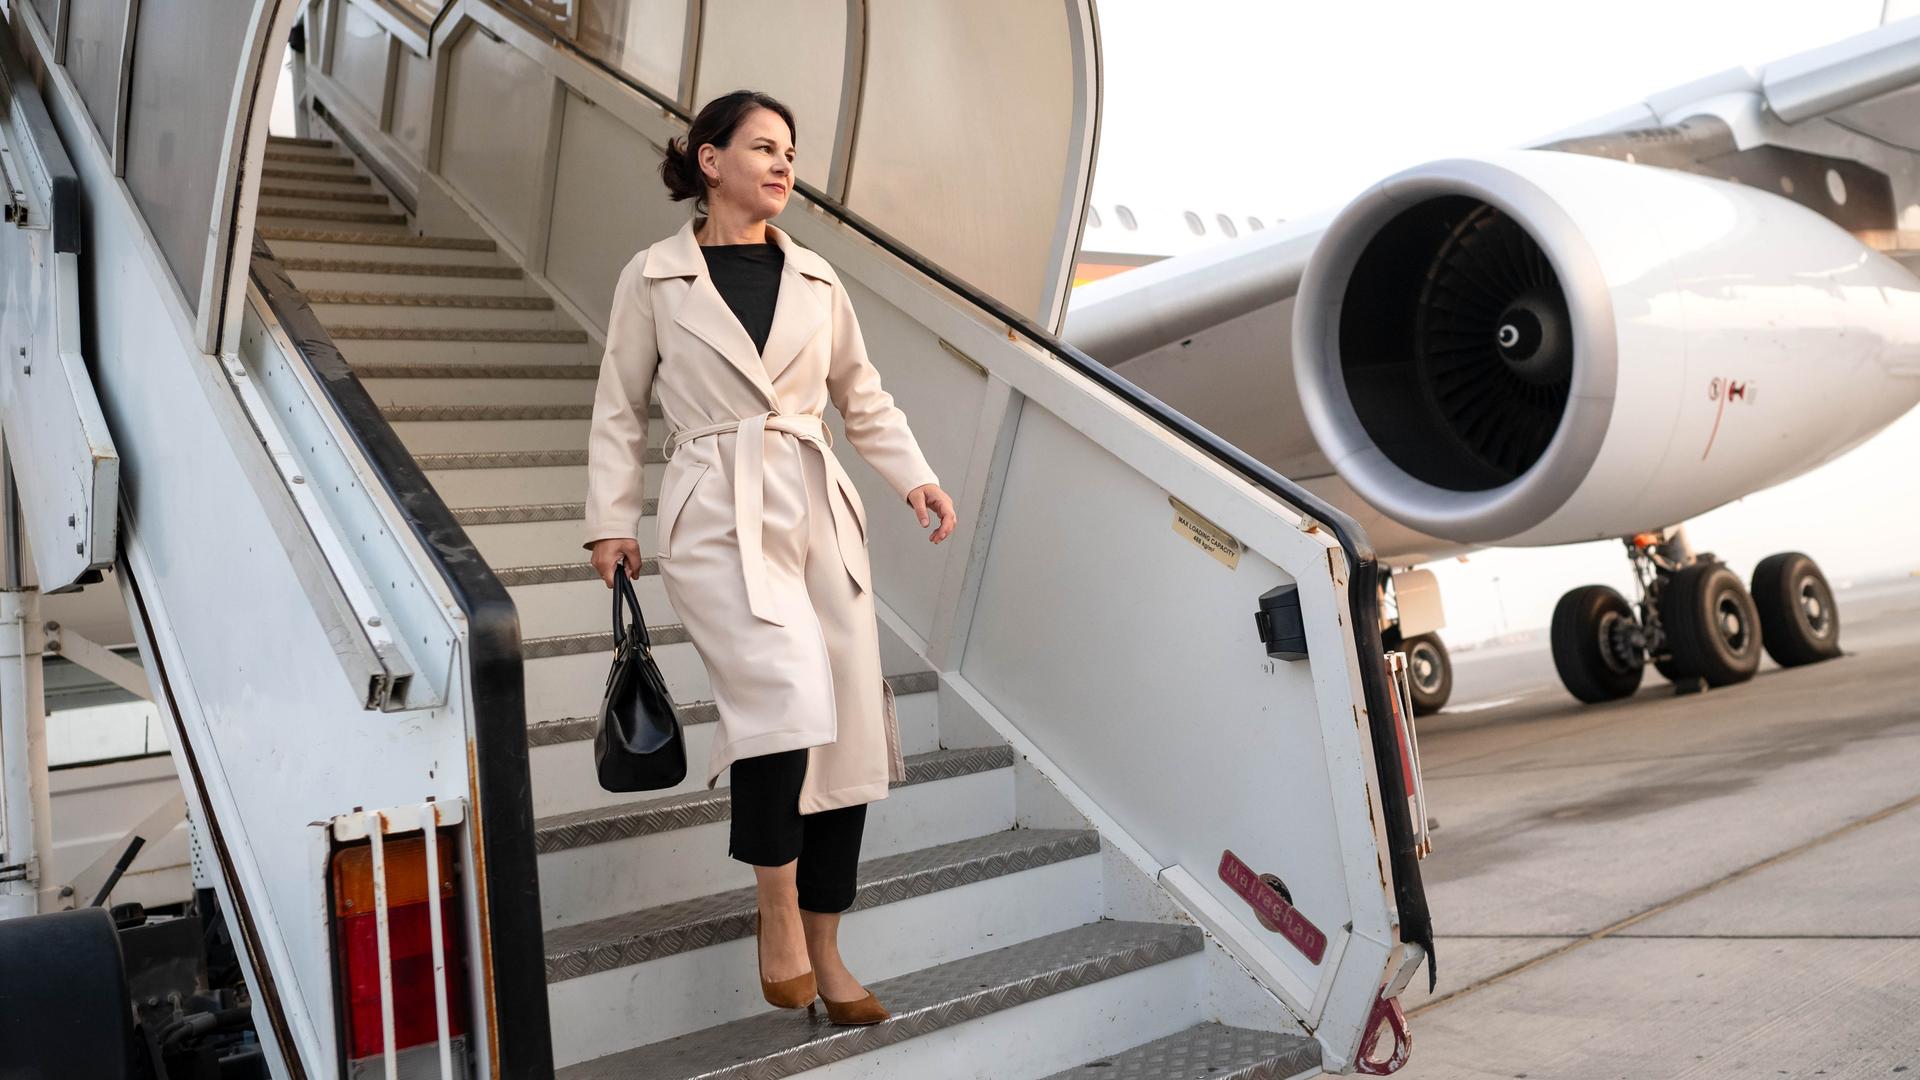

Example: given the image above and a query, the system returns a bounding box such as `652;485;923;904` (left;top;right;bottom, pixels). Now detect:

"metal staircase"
257;132;1325;1079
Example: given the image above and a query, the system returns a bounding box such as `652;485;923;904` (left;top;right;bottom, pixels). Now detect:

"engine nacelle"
1293;150;1920;546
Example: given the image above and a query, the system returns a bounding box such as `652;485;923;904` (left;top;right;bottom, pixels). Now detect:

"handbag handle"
611;555;652;650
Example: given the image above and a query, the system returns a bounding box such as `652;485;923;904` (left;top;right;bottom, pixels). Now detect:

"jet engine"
1293;150;1920;546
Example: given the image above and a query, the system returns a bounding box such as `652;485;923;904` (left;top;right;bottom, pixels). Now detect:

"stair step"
496;559;650;587
356;362;597;379
259;226;496;252
555;921;1203;1080
261;168;372;188
1041;1022;1321;1079
259;185;391;205
420;462;626;509
545;828;1102;982
331;325;585;343
413;448;658;471
538;746;1014;855
384;403;605;421
356;371;597;408
259;205;410;227
534;746;1017;926
525;625;688;658
526;672;937;752
280;256;521;279
452;500;632;527
266;135;336;150
305;289;554;310
264;150;356;168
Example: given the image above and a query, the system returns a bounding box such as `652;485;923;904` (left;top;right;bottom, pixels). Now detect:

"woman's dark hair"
660;90;796;211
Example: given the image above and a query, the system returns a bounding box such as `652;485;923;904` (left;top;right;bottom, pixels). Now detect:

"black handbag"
594;557;688;791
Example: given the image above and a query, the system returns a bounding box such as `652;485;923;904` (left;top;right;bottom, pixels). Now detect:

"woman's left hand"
906;484;958;544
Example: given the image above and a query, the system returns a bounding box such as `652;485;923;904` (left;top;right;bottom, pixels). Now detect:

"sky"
1085;0;1917;644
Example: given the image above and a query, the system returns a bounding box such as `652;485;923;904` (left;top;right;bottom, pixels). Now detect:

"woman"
581;90;958;1026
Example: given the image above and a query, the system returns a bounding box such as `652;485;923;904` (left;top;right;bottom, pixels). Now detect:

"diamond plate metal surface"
524;671;930;749
452;501;598;526
555;920;1201;1080
278;256;522;278
260;206;407;226
413;448;665;470
536;746;1015;853
264;226;495;249
261;168;372;184
330;325;589;342
351;363;598;379
543;828;1099;982
259;185;390;203
1040;1022;1322;1079
522;626;689;660
381;404;600;421
494;561;646;588
263;150;352;165
258;227;497;250
305;289;555;310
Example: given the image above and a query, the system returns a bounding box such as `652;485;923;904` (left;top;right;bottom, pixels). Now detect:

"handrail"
498;3;1435;980
248;235;556;1077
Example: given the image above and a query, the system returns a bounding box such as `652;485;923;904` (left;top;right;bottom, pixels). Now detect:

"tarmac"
1394;575;1920;1079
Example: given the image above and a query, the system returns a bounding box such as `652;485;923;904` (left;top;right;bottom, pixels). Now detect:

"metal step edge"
449;499;634;526
536;745;1016;854
554;920;1203;1080
305;289;554;310
543;828;1103;982
266;135;335;149
524;671;938;749
257;227;496;251
1039;1021;1322;1080
353;363;596;379
494;560;658;587
415;448;657;470
261;168;372;185
381;403;610;421
331;326;588;342
279;257;522;278
259;185;391;205
525;625;688;658
259;206;409;226
263;151;355;167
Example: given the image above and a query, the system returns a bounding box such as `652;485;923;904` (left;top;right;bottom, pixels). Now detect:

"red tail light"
330;833;469;1061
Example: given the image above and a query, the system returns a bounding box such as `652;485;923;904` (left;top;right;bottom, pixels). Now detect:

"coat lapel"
644;219;779;410
760;224;833;385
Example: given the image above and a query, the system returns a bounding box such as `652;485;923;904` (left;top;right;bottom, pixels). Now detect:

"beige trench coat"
582;218;940;813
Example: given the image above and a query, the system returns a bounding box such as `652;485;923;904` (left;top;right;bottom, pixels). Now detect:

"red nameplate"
1218;848;1327;965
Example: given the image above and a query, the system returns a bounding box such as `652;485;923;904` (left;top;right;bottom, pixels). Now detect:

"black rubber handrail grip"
468;0;1436;981
248;234;555;1077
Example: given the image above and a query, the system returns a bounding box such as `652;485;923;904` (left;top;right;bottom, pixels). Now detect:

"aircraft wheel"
1403;633;1452;715
1664;561;1763;687
1550;585;1645;703
1751;552;1842;667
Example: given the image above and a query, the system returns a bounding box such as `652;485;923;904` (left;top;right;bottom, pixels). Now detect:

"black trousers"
727;748;867;913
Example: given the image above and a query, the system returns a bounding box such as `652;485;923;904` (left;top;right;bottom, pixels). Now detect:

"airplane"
1064;14;1920;714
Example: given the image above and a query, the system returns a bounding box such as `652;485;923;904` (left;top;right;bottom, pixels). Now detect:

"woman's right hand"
590;538;644;588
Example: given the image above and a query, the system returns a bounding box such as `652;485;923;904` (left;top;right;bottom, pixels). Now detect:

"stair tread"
536;745;1015;853
524;671;939;748
383;403;610;421
450;500;624;526
331;325;587;342
266;135;335;149
524;625;689;658
555;920;1202;1080
494;559;656;587
306;289;553;310
258;226;496;251
260;185;390;204
280;256;522;278
261;168;372;184
354;362;596;379
264;150;355;166
415;448;657;470
260;206;409;225
1039;1021;1321;1079
544;827;1103;981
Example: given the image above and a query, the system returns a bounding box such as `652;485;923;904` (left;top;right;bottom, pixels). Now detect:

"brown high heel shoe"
810;987;890;1026
755;912;817;1009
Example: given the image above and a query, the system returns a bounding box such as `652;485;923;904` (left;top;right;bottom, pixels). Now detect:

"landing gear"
1402;633;1453;715
1547;528;1844;704
1751;551;1843;666
1549;585;1645;702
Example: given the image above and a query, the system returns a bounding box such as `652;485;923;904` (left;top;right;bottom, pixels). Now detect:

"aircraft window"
1247;217;1265;231
1216;214;1238;238
1115;204;1138;230
1088;205;1104;228
1184;211;1205;235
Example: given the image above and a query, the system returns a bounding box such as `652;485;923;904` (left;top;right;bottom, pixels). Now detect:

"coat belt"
664;412;846;626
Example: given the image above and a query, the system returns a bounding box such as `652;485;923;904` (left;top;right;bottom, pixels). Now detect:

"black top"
701;239;785;356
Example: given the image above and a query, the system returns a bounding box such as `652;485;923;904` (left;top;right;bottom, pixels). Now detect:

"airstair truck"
0;1;1431;1077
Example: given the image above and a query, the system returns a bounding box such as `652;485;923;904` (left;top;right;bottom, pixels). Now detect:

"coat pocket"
653;460;710;561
